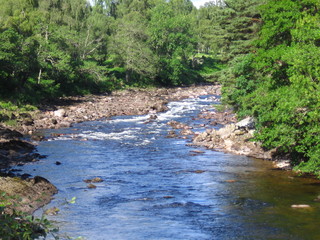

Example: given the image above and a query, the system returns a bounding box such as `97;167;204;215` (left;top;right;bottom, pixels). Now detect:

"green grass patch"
193;55;226;82
0;101;38;125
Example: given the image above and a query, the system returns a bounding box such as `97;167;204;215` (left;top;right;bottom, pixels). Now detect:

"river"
18;95;320;240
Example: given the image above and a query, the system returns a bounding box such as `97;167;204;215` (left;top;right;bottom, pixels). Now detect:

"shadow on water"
17;96;320;240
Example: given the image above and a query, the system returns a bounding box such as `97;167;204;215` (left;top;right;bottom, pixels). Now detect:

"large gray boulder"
235;117;255;130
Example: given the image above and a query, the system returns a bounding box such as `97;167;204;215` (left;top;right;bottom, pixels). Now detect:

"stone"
87;183;97;189
163;196;174;199
0;176;57;214
291;204;311;208
53;109;66;118
190;150;205;154
180;129;194;136
225;180;237;183
44;207;60;216
235;117;255;130
58;121;72;128
84;177;103;183
274;160;291;170
31;135;45;141
193;170;205;174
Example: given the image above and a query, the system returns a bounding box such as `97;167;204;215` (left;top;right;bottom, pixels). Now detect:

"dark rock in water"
163;196;174;199
193;170;206;174
84;177;103;183
190;150;205;154
0;140;35;152
167;120;191;130
44;206;60;216
87;183;97;189
21;173;32;179
166;130;177;138
31;134;45;141
55;161;62;165
225;180;237;183
180;129;194;136
33;176;51;184
149;114;158;120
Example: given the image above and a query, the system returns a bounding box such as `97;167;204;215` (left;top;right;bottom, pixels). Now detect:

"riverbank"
0;84;221;214
0;83;294;216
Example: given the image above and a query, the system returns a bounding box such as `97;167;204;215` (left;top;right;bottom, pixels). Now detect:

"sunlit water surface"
18;95;320;240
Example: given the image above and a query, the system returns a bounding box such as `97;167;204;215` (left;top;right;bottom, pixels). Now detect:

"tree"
109;11;157;84
223;0;320;175
148;1;197;85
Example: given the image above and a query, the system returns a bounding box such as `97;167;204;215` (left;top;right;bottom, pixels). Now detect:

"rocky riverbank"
164;101;291;170
191;114;292;170
192;117;274;159
0;84;221;214
14;85;221;135
0;83;293;215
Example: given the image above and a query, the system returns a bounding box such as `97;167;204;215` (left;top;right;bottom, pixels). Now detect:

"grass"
0;101;38;126
193;54;226;81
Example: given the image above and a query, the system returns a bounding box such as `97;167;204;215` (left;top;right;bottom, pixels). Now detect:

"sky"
191;0;209;8
88;0;210;9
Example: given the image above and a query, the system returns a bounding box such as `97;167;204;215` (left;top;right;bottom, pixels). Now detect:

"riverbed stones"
180;129;194;136
7;85;219;135
53;109;66;118
0;126;23;139
193;120;275;160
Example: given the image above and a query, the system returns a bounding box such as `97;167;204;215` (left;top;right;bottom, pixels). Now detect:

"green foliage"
0;191;55;240
222;0;320;175
148;0;199;86
193;55;225;81
196;0;264;62
0;100;38;126
0;0;204;106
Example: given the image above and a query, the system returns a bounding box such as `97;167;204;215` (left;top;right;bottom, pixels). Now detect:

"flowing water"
18;95;320;240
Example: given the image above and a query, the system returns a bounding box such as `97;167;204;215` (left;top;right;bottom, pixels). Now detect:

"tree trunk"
125;69;131;83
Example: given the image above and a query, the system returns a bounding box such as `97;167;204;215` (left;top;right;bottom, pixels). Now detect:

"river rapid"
18;94;320;240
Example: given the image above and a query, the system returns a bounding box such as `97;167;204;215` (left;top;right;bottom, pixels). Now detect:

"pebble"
84;177;103;183
87;184;97;189
291;204;311;208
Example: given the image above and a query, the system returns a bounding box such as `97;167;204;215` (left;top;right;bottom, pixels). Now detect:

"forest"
0;0;320;176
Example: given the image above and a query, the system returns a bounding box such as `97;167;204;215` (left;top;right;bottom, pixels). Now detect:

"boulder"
235;117;255;130
193;121;274;160
53;109;66;118
0;176;57;214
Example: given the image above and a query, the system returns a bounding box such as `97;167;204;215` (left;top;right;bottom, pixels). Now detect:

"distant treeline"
0;0;200;103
